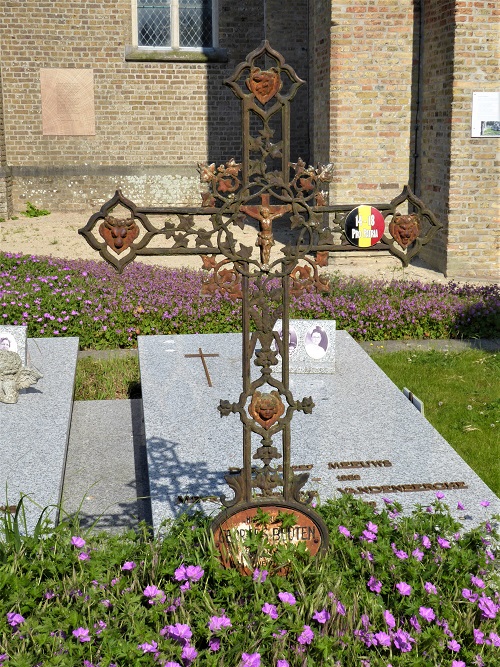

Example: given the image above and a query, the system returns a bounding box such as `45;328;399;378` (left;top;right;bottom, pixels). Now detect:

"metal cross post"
80;41;442;555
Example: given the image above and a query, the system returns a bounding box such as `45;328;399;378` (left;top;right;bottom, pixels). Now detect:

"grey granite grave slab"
61;399;150;532
0;337;78;533
139;332;500;532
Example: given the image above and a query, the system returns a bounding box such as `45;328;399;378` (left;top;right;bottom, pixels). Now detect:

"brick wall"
445;0;499;278
326;0;416;206
0;1;308;211
417;0;499;278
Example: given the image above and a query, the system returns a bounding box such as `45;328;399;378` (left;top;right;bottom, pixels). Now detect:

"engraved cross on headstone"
184;348;219;387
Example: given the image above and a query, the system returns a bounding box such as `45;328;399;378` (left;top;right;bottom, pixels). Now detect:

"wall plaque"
40;68;95;136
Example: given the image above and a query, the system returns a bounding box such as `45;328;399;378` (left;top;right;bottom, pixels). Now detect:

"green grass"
74;356;141;400
371;349;500;497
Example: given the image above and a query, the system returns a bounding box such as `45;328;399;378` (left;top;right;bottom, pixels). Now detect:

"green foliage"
1;497;498;666
20;202;51;218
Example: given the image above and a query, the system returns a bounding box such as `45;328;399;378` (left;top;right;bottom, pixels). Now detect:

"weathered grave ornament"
0;350;43;404
79;41;443;568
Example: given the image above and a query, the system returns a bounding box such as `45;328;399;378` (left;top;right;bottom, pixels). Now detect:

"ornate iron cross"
79;41;442;550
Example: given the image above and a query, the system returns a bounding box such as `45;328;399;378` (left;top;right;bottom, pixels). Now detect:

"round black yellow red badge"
344;206;385;247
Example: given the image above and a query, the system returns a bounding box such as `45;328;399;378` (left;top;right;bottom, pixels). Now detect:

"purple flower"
412;548;424;561
174;564;204;583
424;582;437;595
421;535;431;549
480;500;490;507
374;631;391;647
277;661;289;667
297;625;314;645
262;603;278;620
462;588;479;602
208;637;220;651
336;601;346;616
448;639;461;652
392;629;414;653
138;640;158;654
6;613;24;628
278;592;296;605
366;521;378;534
78;552;90;561
338;525;351;538
72;627;91;643
252;568;268;583
121;561;136;571
435;491;445;499
391;543;408;559
409;615;422;633
240;653;261;667
164;663;181;667
143;585;166;604
361;530;377;542
185;565;204;581
208;615;232;631
383;610;396;629
457;501;465;510
396;582;411;596
161;623;192;645
419;607;435;622
474;628;484;645
71;536;85;548
181;645;198;662
470;575;485;588
489;632;500;647
478;595;498;619
452;662;466;667
367;576;382;593
437;537;451;549
312;609;330;624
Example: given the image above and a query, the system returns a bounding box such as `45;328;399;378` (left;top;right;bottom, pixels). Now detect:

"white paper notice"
471;92;500;137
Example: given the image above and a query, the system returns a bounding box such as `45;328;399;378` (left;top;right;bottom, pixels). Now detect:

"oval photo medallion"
344;205;385;248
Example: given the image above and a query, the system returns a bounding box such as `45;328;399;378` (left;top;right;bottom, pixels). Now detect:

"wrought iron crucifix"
240;194;291;268
79;41;442;555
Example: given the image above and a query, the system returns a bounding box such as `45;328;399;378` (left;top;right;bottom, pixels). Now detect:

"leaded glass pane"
179;0;212;48
138;1;171;47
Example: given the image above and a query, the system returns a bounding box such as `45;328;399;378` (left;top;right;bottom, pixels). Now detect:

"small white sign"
471;92;500;137
403;387;425;416
272;319;336;374
0;326;27;364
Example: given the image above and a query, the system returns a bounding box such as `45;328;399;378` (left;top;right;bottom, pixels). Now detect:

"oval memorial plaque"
344;205;385;248
212;502;328;573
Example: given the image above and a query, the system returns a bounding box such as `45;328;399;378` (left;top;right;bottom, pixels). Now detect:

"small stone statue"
0;350;43;404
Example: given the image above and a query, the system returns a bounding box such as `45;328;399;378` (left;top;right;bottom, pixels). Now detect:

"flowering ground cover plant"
1;252;499;349
1;494;499;666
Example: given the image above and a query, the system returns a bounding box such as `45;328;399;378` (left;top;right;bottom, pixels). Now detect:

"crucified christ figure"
240;194;292;267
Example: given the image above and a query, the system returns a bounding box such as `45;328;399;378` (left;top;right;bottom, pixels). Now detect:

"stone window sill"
125;46;228;63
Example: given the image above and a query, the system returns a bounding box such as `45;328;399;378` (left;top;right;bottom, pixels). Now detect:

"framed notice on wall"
471;92;500;137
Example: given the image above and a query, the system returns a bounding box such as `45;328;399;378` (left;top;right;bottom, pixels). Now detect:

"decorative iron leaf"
290;213;305;229
299;396;315;414
218;400;234;417
172;234;189;248
177;216;195;231
238;244;253;259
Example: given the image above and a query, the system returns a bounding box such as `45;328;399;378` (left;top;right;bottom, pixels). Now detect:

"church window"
137;0;215;49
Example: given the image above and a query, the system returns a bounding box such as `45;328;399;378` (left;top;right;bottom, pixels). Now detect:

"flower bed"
1;495;498;666
1;253;498;349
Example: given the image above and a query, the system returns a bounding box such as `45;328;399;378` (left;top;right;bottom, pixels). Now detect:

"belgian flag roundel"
344;206;385;248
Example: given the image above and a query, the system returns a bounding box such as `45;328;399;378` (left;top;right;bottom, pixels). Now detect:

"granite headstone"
0;337;78;533
139;331;500;532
